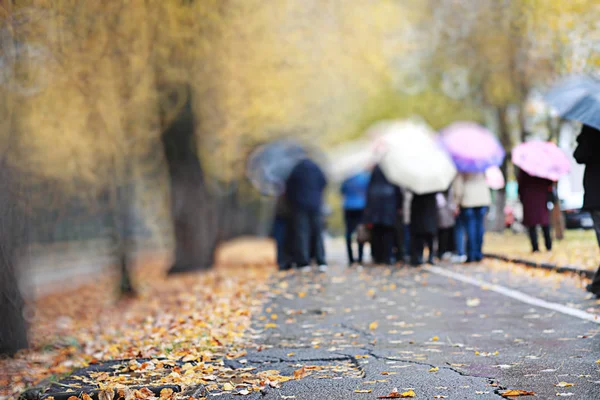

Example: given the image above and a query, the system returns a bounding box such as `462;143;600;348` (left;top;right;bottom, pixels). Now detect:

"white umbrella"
369;120;457;194
325;139;377;182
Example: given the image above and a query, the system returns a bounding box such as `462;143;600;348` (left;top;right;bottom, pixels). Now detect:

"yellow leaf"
355;389;372;393
429;367;439;372
287;352;296;357
431;336;439;342
264;323;278;329
223;382;235;391
159;388;174;399
367;288;376;297
555;382;574;388
369;321;379;330
298;292;306;298
271;314;278;320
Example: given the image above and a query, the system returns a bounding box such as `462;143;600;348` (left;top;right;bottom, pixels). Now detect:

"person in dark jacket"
285;158;328;271
410;192;438;266
573;125;600;296
518;170;553;252
340;171;370;266
364;166;403;265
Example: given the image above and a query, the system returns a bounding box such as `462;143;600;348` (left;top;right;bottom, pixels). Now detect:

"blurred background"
0;0;599;355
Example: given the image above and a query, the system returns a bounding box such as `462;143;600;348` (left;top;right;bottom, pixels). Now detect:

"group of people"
342;166;492;267
271;123;600;294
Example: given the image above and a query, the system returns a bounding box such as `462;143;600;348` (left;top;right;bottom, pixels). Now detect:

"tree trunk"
0;164;28;355
162;86;220;273
491;105;511;232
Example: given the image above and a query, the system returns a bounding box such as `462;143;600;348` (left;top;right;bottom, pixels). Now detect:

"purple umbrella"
439;122;505;173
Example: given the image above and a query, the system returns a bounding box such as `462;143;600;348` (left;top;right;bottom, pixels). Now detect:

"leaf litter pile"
485;230;599;271
0;246;297;399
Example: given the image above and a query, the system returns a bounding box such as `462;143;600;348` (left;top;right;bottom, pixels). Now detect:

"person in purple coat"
518;169;553;252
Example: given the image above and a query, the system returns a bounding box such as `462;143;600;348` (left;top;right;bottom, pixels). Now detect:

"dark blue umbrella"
545;75;600;131
245;139;308;196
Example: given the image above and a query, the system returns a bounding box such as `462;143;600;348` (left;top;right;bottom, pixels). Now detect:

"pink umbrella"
511;141;570;182
485;166;505;190
439;122;505;173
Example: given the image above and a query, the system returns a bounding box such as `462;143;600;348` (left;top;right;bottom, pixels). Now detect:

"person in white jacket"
452;172;491;262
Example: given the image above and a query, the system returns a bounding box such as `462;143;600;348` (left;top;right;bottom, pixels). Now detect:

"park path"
214;244;600;399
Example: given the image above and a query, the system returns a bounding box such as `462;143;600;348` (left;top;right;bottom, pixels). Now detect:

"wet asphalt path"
218;248;600;399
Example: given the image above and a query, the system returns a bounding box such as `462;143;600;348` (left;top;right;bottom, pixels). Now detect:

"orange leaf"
378;389;416;398
293;366;310;380
500;389;536;397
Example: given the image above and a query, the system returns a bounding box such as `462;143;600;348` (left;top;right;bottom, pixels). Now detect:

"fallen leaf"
434;396;447;399
159;388;174;399
355;389;372;393
264;323;278;329
500;389;536;397
555;382;574;388
370;321;379;330
223;382;235;391
237;389;250;395
287;352;296;357
298;292;307;298
294;367;309;380
431;336;439;342
270;314;278;320
467;298;481;307
98;389;115;400
378;388;416;398
556;393;574;397
428;367;439;372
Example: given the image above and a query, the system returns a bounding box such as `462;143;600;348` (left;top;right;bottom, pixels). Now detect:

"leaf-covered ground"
0;239;280;399
484;230;599;271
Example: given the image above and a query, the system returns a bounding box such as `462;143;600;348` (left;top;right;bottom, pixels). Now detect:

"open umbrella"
439;122;505;172
485;166;505;190
512;141;570;182
245;139;308;196
369;120;457;194
325;139;377;182
544;75;600;131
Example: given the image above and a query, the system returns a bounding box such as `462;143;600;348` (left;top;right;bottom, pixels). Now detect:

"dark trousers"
411;233;434;265
291;208;326;266
588;211;600;294
437;227;455;257
394;217;406;261
528;225;552;252
371;224;395;264
271;216;290;269
344;209;364;264
462;206;488;261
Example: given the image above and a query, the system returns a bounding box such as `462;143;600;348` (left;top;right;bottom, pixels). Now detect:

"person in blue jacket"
285;157;328;271
340;171;370;266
